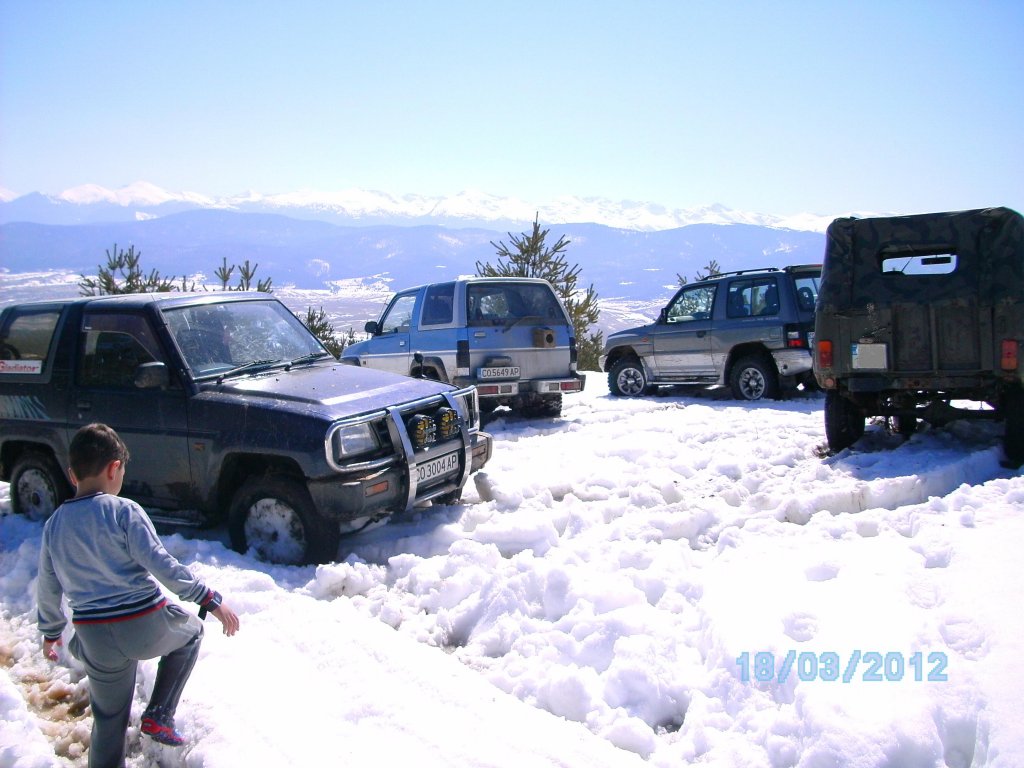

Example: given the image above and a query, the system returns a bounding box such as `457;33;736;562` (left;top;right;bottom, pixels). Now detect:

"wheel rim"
616;367;645;396
243;497;308;565
16;468;58;522
737;366;766;400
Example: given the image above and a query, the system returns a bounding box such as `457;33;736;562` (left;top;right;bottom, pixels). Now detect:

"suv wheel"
824;390;866;452
891;415;918;437
228;476;338;565
1003;387;1024;465
11;452;72;521
520;394;562;418
609;358;648;397
729;356;779;401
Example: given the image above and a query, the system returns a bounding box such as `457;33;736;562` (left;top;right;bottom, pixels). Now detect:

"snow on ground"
2;377;1023;767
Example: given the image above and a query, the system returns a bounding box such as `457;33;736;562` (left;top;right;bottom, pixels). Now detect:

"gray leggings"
69;603;204;768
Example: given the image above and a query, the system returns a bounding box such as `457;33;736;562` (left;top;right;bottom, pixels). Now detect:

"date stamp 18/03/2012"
736;650;949;684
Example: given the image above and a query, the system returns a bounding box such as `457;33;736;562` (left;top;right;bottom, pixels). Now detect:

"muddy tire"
520;394;562;418
824;390;866;453
228;476;337;565
10;452;72;522
1003;388;1024;465
892;415;918;437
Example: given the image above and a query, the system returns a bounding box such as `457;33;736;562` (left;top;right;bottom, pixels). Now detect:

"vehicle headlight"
437;407;460;440
331;422;379;458
407;414;437;448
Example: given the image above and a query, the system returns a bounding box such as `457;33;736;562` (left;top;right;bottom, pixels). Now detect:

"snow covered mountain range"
0;182;831;309
0;181;836;232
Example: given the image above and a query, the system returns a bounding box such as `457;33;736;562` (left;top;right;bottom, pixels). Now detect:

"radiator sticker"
0;359;44;375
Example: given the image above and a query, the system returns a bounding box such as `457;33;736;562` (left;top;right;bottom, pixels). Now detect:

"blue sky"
1;1;1022;217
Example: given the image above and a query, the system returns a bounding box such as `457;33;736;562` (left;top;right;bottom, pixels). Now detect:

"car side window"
0;307;61;375
421;283;455;326
380;293;418;334
751;278;780;316
725;278;779;318
666;285;716;323
78;313;166;389
793;275;820;311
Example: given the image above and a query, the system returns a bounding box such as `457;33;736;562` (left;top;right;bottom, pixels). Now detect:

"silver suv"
601;265;821;400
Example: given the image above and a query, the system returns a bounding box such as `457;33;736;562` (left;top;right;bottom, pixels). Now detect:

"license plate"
416;451;460;483
478;366;520;379
852;343;887;370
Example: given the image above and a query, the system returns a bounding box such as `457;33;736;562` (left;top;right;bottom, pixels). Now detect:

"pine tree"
78;244;182;295
302;306;353;358
676;259;722;286
476;215;603;370
78;245;347;352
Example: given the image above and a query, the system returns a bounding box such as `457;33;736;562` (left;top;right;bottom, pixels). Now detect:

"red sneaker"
141;716;185;746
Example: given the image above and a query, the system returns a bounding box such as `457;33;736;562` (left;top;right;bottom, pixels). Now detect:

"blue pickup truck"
342;278;585;417
0;292;491;565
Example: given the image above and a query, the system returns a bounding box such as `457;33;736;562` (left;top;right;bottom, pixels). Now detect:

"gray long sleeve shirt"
37;492;215;640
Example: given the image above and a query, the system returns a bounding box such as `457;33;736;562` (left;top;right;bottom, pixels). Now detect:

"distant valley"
0;184;828;338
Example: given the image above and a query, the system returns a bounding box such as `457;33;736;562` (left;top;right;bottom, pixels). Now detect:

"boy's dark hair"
69;423;130;480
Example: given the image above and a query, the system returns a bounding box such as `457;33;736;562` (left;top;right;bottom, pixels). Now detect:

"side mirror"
134;361;170;389
657;307;668;324
364;321;379;335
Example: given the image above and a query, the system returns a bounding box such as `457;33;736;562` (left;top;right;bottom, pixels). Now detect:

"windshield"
164;299;325;377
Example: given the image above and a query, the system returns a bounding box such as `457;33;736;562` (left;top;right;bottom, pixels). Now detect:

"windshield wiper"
216;358;283;380
285;351;332;369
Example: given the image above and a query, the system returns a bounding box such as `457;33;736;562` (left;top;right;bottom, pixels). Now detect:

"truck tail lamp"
817;339;834;369
1001;339;1019;371
784;323;807;349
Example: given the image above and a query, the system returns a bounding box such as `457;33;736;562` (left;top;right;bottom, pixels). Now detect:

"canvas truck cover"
819;206;1024;310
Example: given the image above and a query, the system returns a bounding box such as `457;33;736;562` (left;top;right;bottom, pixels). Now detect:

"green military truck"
813;206;1024;462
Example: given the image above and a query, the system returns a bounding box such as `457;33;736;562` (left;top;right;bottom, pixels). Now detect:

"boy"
37;423;240;767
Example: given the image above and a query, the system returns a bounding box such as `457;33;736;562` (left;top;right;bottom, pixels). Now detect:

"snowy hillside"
1;378;1022;766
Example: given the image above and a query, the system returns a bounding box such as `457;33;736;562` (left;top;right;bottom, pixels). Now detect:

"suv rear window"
0;307;62;374
467;283;566;326
881;247;958;275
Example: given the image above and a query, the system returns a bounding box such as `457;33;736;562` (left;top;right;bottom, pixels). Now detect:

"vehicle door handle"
76;400;92;411
399;341;406;347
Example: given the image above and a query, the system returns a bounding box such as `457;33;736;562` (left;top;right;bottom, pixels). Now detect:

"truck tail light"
784;324;807;348
1001;339;1019;371
456;340;470;375
569;337;578;369
817;340;834;369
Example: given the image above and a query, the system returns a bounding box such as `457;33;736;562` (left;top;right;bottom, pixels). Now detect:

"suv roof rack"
695;264;822;282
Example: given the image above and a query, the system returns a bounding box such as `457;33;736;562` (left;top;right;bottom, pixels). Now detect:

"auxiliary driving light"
408;414;436;448
437;407;460;440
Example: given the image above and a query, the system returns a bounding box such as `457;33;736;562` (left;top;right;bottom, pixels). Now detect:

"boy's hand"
211;604;240;637
43;638;62;662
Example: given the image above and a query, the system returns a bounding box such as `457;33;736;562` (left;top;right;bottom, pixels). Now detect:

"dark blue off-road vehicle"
0;292;491;564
